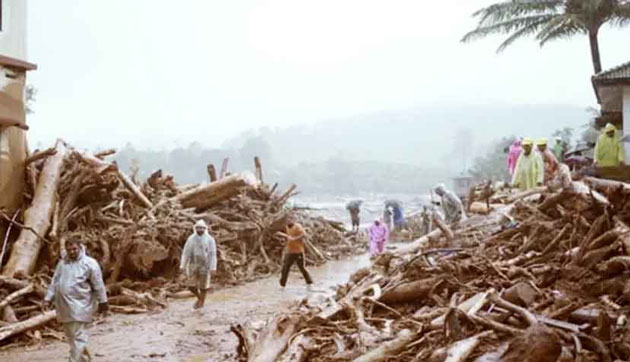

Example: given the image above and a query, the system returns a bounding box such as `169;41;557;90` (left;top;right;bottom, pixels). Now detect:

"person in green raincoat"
511;138;544;190
552;137;564;162
594;123;625;167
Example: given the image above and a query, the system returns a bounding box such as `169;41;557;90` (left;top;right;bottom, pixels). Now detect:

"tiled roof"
593;61;630;82
0;54;36;71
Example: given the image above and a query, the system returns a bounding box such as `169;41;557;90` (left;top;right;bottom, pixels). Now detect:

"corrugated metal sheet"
594;61;630;81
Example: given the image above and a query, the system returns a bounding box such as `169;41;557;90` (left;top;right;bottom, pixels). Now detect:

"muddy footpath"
0;253;371;362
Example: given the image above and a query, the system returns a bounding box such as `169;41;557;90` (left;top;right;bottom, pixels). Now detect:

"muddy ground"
0;253;371;362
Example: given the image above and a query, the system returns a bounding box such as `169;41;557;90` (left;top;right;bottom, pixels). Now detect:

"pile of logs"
0;140;362;345
234;176;630;361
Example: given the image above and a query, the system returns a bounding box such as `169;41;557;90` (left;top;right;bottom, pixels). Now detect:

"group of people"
44;124;626;360
44;217;320;361
43;220;220;361
508;123;625;191
351;183;465;259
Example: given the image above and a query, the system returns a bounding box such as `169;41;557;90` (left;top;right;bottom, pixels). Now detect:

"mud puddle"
0;253;371;361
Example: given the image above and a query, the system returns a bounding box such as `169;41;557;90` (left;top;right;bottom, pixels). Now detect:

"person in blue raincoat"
44;239;108;362
392;205;405;230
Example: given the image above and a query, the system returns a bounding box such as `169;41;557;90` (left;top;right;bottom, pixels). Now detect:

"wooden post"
207;164;217;182
220;157;229;179
254;156;264;184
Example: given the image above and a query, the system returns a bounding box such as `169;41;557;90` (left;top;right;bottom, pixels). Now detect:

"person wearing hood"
368;219;389;257
43;239;108;362
511;137;544;190
536;138;559;184
507;138;522;176
180;219;217;309
434;184;464;227
595;123;625;167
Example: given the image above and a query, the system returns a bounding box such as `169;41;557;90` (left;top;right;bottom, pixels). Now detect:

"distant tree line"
112;136;449;195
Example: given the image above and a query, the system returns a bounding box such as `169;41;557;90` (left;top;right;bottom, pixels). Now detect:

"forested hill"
113;104;590;194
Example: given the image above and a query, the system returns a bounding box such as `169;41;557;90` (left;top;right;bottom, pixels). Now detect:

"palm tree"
462;0;630;74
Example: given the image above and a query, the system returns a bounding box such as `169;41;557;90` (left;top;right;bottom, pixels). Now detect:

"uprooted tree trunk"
379;277;439;304
244;314;300;362
499;325;562;362
353;329;416;362
171;173;257;209
0;310;56;342
2;140;66;277
393;229;442;256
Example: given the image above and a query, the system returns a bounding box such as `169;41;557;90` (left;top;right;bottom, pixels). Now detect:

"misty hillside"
115;104;592;194
224;104;591;172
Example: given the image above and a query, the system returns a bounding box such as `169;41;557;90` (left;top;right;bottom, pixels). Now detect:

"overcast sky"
26;0;630;150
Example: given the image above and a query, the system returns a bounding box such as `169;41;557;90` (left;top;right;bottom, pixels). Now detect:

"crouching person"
43;239;108;362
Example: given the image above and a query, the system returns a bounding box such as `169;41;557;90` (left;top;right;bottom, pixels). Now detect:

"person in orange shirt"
279;221;314;290
536;138;559;184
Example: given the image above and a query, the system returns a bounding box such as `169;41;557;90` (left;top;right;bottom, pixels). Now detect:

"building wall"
0;125;26;212
0;0;28;213
624;87;630;162
0;0;27;61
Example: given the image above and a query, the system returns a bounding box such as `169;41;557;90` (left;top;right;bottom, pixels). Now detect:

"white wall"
0;0;26;61
624;87;630;163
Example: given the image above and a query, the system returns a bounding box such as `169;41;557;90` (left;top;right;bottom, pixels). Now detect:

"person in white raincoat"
180;219;217;309
43;239;108;362
434;184;465;228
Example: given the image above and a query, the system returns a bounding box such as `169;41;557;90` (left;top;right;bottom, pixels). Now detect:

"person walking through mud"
43;239;108;362
279;220;314;291
349;207;360;232
346;200;362;232
368;219;389;258
180;219;217;310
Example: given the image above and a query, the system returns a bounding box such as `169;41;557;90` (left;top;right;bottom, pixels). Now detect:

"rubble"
0;141;363;345
234;175;630;361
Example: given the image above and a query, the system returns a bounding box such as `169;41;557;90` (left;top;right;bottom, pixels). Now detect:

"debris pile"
0;140;363;345
234;176;630;361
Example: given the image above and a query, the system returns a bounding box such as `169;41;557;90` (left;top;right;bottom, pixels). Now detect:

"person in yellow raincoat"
511;138;544;190
594;123;625;167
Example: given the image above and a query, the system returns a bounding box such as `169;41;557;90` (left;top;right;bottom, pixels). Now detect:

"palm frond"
609;2;630;26
472;1;561;27
536;15;584;46
497;17;557;51
462;14;556;43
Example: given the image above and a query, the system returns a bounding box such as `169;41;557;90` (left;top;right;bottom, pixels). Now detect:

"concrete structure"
592;61;630;161
0;0;36;214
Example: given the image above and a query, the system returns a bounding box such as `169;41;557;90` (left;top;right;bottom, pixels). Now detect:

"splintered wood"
0;144;363;345
233;179;630;362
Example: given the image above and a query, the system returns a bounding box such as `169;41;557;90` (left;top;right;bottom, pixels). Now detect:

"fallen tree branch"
0;284;33;311
0;310;56;342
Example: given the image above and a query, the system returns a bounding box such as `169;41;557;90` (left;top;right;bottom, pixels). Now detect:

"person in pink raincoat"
507;138;522;176
368;219;389;257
